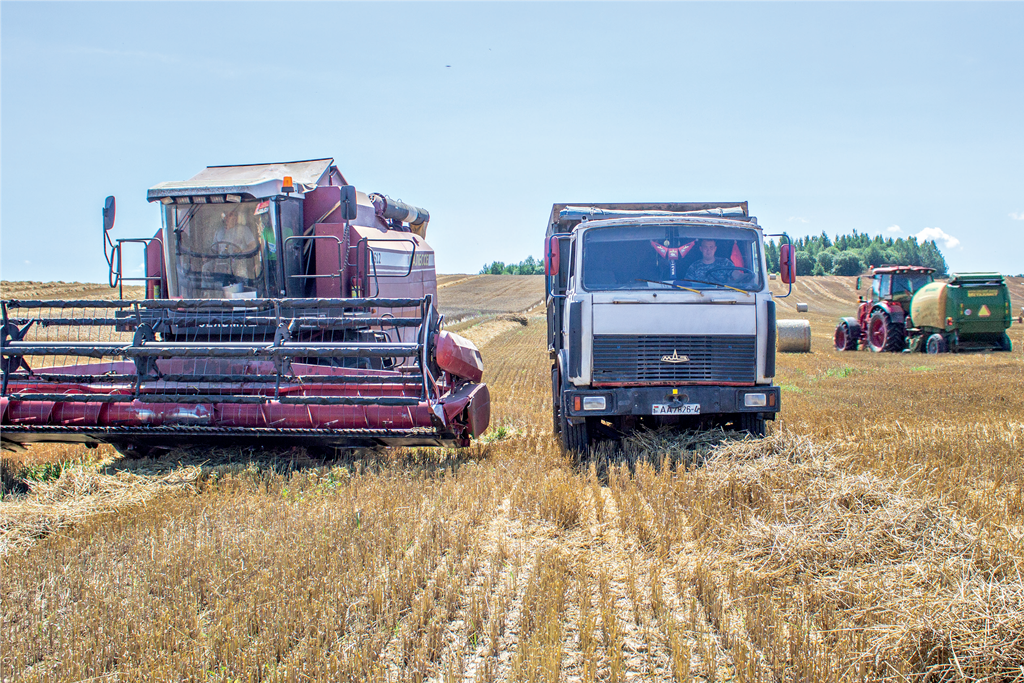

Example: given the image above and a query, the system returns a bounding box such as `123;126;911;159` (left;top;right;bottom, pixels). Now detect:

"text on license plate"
652;403;700;415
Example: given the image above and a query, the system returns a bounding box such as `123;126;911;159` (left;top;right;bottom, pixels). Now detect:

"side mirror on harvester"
103;196;116;232
545;235;560;276
779;243;796;284
340;185;358;221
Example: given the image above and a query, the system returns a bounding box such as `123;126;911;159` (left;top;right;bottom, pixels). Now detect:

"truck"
834;267;1013;353
1;158;490;455
544;202;789;453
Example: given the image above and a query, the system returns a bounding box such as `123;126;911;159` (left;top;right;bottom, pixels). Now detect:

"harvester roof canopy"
147;158;340;202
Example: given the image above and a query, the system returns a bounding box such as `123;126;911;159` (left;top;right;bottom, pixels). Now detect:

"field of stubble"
2;275;1023;682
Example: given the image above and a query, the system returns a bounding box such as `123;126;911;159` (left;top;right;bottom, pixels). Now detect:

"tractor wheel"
834;322;858;351
867;310;905;353
926;333;947;354
998;332;1013;352
551;366;561;435
738;413;767;438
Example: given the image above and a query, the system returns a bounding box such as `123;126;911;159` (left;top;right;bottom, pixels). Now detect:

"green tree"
832;252;864;276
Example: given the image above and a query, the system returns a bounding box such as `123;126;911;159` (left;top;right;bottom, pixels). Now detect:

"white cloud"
1010;212;1024;221
885;225;902;233
916;227;961;250
787;216;809;224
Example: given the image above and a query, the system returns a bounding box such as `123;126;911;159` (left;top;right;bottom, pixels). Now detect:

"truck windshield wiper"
678;278;750;294
635;279;703;295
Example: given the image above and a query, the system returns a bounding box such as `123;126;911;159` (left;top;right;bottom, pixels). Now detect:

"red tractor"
834;266;935;352
1;158;490;455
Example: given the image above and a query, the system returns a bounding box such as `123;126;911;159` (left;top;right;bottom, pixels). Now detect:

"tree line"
765;231;948;276
479;256;544;275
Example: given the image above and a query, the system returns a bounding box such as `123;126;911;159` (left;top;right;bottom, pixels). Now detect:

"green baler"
908;272;1013;353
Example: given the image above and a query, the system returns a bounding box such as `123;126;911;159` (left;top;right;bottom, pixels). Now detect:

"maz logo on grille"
660;350;690;364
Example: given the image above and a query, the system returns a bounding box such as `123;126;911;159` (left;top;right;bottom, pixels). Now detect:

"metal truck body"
544;203;781;451
834;267;1013;353
1;158;490;454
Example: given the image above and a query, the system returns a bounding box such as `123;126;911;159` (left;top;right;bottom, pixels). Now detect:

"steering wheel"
707;265;756;282
210;241;259;259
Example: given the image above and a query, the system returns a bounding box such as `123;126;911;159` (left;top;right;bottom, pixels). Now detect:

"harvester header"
1;158;489;455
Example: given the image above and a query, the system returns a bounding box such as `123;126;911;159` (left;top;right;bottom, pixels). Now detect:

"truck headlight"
744;393;767;407
582;396;606;411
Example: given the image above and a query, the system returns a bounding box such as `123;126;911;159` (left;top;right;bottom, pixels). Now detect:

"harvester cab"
1;159;490;455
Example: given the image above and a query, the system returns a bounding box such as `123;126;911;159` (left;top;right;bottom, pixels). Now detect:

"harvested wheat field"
2;276;1023;682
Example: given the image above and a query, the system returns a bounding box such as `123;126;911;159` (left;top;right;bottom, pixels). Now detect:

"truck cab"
545;203;781;452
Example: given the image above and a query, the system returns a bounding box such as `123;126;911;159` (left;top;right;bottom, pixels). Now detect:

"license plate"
652;403;700;415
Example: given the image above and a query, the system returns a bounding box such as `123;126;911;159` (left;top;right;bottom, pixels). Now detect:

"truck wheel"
560;411;589;458
926;333;947;354
738;413;766;437
998;333;1013;352
551;366;561;435
834;322;858;351
868;310;905;353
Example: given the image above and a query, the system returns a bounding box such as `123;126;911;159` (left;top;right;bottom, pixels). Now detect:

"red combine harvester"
1;159;489;455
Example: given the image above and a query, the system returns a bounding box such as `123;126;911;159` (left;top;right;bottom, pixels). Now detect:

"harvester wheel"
998;332;1013;352
868;310;905;353
834;322;858;351
926;333;947;354
738;413;766;437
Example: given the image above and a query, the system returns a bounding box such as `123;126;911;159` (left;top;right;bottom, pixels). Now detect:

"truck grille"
592;335;756;384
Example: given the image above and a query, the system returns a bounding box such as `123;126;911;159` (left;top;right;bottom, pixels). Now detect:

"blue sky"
2;2;1023;282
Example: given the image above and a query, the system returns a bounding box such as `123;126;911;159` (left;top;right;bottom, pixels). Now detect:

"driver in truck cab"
685;239;743;284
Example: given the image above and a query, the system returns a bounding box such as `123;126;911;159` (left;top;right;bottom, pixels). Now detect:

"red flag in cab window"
731;241;744;267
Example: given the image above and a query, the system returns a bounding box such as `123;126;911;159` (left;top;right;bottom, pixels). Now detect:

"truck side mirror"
545;236;560;276
103;196;116;232
340;185;358;221
779;244;796;284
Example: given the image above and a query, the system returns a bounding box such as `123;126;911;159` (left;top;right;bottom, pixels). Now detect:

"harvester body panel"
2;158;489;453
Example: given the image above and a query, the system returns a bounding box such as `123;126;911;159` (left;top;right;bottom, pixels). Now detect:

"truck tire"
998;332;1013;352
738;413;766;437
834;322;858;351
868;310;905;353
551;366;561;435
560;408;589;458
926;333;947;354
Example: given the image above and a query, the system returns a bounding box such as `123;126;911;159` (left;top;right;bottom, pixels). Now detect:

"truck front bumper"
563;385;780;421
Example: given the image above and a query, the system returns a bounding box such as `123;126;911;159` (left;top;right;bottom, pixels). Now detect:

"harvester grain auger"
1;158;489;455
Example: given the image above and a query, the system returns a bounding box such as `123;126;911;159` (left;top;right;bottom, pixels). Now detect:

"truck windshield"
582;224;764;291
165;201;277;298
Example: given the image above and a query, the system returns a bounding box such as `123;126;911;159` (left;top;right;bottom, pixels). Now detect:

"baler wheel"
926;333;948;354
868;310;905;353
998;333;1013;352
834;322;858;351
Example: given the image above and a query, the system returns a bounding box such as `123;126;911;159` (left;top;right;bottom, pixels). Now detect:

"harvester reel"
1;321;34;379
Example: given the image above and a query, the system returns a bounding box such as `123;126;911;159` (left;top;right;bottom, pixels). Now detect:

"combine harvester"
1;159;489;455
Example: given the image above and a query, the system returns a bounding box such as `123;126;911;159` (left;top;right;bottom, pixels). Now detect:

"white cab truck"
544;202;786;453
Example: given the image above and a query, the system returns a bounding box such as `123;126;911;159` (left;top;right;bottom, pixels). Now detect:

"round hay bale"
796;303;809;313
777;319;812;352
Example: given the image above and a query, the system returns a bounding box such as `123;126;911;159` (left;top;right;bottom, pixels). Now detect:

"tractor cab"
862;266;935;305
